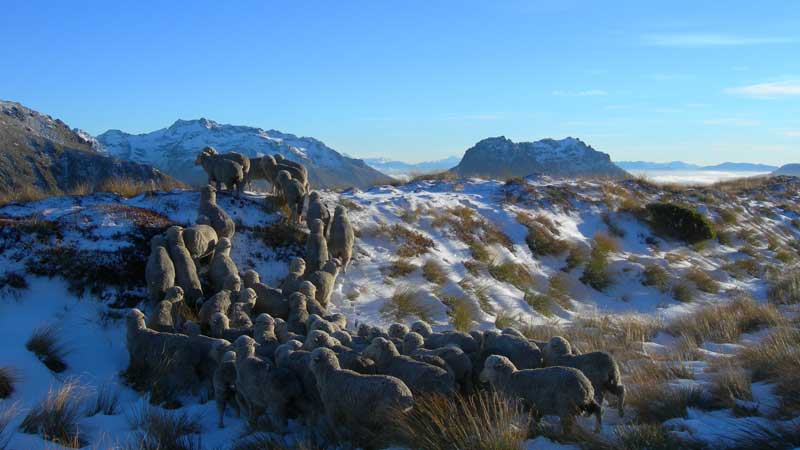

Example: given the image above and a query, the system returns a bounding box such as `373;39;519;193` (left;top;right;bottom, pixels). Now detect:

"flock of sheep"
131;147;626;446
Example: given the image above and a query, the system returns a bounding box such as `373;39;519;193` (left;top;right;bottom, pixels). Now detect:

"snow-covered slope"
97;119;395;189
453;136;628;179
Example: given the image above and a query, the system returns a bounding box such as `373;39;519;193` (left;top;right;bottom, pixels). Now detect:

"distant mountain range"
616;161;778;172
773;164;800;177
0;101;176;195
451;136;629;179
364;156;461;177
96;119;395;190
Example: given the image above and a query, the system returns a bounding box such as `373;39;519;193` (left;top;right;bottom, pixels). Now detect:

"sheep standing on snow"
276;170;306;223
480;354;601;433
146;235;175;304
411;320;479;354
165;226;204;304
306;191;331;237
213;350;239;428
287;292;309;335
306;258;340;308
273;153;309;187
305;218;329;274
363;337;455;395
198;276;238;325
308;347;414;441
328;205;354;272
298;281;326;316
182;220;218;264
253;313;280;359
280;257;306;294
264;155;308;192
209;312;250;342
302;330;375;374
480;330;542;370
209;237;239;293
195;147;245;195
403;331;473;393
147;300;175;333
198;185;235;240
243;270;288;319
545;336;625;422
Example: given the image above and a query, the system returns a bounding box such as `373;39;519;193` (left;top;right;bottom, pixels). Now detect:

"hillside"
97;119;395;190
0;101;176;196
1;175;798;448
364;155;461;177
452;136;628;179
773;163;800;177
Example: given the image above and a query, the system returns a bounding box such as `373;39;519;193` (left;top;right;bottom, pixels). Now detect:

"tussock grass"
488;261;535;291
422;260;447;285
0;402;18;450
380;286;433;322
0;367;18;399
546;272;572;310
685;268;720;294
614;424;697;450
723;258;761;279
671;281;694;302
625;384;713;424
96;177;183;198
641;264;670;292
384;258;417;278
20;380;88;448
434;206;513;251
580;233;619;291
710;363;753;410
668;297;784;345
469;242;491;263
0;184;51;206
593;232;621;254
524;292;556;317
726;421;800;450
518;213;569;256
337;197;363;211
26;325;68;373
87;384;120;416
441;295;477;332
564;243;588;271
463;259;483;277
126;403;202;450
739;328;800;414
391;392;531;450
494;311;519;330
459;279;493;314
767;268;800;305
367;223;435;257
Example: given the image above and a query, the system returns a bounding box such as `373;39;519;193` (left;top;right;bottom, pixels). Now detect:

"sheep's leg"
561;414;575;435
594;402;603;432
216;398;226;428
612;385;625;417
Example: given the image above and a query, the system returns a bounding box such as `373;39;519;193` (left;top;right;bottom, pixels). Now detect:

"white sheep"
305;258;340;308
146;235;175;304
276;170;306;223
164;226;204;304
403;331;473;393
328;205;354;272
480;354;601;433
480;330;542;370
209;237;239;293
279;257;306;295
363;337;455;395
411;320;479;354
198;185;235;240
306;191;331;238
243;269;288;319
195;147;245;195
213;350;239;428
305;218;329;274
182;220;218;264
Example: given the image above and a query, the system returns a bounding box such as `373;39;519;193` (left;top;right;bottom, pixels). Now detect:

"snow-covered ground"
628;169;771;185
1;175;798;449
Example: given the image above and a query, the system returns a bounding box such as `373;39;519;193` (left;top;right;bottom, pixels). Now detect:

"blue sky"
1;1;799;164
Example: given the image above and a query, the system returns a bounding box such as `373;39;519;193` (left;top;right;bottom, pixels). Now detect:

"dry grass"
0;367;18;399
518;213;569;256
384;258;417;278
709;362;753;410
767;268;800;305
641;264;670;292
469;242;491;263
685;268;720;294
613;424;697;450
494;311;519;330
0;402;18;450
593;232;621;254
625;383;713;424
19;380;88;448
380;286;433;322
546;272;572;310
422;259;448;285
126;403;202;450
231;434;321;450
391;392;531;450
441;295;477;332
0;184;52;206
26;325;68;373
738;328;800;415
488;261;535;291
671;281;695;302
434;206;513;251
87;384;120;416
667;297;784;345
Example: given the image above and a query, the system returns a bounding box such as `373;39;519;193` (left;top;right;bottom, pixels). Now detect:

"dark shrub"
645;203;715;244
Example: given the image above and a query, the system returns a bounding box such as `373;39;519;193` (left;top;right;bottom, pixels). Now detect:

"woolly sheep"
202;146;251;178
287;292;309;335
363;337;455;395
210;312;251;342
245;156;271;190
306;191;331;237
147;300;175;333
163;286;188;332
307;314;341;335
165;227;204;303
276;170;306;223
146;235;175;304
273;340;323;419
195;147;245;194
306;258;340;308
480;330;542;371
411;320;479;354
199;185;236;239
326;312;347;330
480;354;601;433
198;287;233;326
213;350;239;428
279;257;305;294
299;281;326;316
305;218;329;274
388;323;410;340
231;287;257;318
209;237;239;293
263;155;308;191
243;270;288;320
308;347;414;442
328;205;354;272
273;153;308;185
274;318;303;343
403;331;473;393
183;221;218;263
545;336;625;421
253;313;280;359
302;330;376;374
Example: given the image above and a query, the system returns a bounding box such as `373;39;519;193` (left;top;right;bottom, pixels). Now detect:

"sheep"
276;170;306;223
182;221;218;264
305;258;340;308
253;313;280;359
274;318;303;343
326;313;347;330
213;350;239;428
388;323;410;341
244;156;273;191
274;341;321;419
302;330;376;374
210;312;251;342
480;330;542;370
198;285;233;326
305;218;329;274
306;191;331;236
307;314;341;335
231;287;257;319
363;337;455;395
263;155;308;191
480;354;601;433
147;300;175;333
146;235;175;304
545;336;625;421
410;320;479;354
328;205;354;272
209;237;238;293
308;347;414;442
195;147;245;194
403;331;473;393
243;270;288;319
273;153;308;186
280;257;306;295
298;281;326;316
287;292;309;335
198;185;235;240
233;336;303;431
163;286;189;332
164;226;204;304
202;146;251;178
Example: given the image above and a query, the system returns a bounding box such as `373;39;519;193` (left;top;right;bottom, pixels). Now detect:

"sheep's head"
150;234;167;251
242;270;259;287
277;170;292;185
328;313;347;329
274;318;291;342
200;185;217;205
221;350;237;364
298;281;316;299
183;321;201;336
202;146;218;155
288;292;307;310
334;205;347;216
165;226;185;247
309;347;340;374
309;191;320;202
502;327;524;338
480;354;516;384
223;275;241;293
216;237;232;254
548;336;572;357
236;288;257;307
155;300;172;318
263;155;277;169
234;335;256;358
333;330;352;346
388;323;410;340
210;312;230;334
402;332;425;354
230;309;252;329
196;215;211;226
194;151;209;166
289;257;306;276
304;330;333;351
323;258;340;276
357;323;372;338
164;286;184;303
364;337;398;362
483;330;500;347
254;314;275;337
410;320;433;337
273;153;285;162
469;330;484;349
310;218;325;235
127;308;146;331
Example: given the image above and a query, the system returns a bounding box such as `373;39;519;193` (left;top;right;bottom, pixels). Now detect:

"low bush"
422;260;447;285
126;403;202;450
0;367;18;399
488;261;535;291
521;220;569;256
768;268;800;305
685;268;720;294
645;202;715;244
384;258;417;278
20;381;88;448
641;264;670;292
672;282;694;302
668;297;784;344
26;325;68;373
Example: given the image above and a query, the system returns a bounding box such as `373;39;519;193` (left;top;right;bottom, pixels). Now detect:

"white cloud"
703;118;761;126
780;130;800;137
552;89;608;97
643;33;793;47
726;81;800;98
